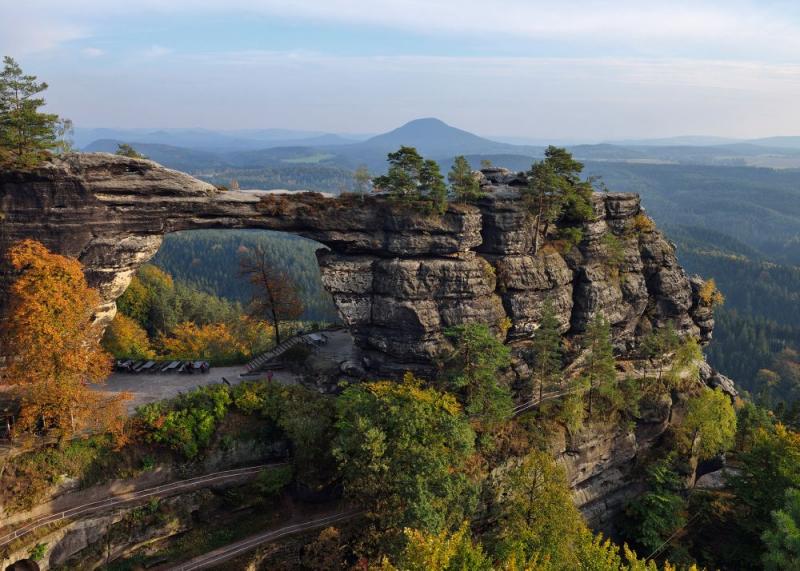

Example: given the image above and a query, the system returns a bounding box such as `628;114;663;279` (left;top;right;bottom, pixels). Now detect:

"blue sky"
3;0;800;139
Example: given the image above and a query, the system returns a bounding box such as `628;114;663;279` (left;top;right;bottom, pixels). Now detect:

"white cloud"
142;45;172;58
0;14;86;55
4;1;800;59
82;47;105;58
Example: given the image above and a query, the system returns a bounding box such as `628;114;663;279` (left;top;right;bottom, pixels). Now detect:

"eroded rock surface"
0;153;725;523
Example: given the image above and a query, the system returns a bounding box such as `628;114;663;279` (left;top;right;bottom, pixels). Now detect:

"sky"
3;0;800;140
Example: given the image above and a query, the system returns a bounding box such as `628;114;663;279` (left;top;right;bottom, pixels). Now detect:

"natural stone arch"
0;153;713;374
0;154;501;372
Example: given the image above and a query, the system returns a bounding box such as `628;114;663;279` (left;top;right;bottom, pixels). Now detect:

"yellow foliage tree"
697;278;724;307
3;239;128;439
160;321;245;364
102;313;155;359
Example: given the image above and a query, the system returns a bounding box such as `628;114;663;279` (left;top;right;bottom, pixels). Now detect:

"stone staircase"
245;335;307;373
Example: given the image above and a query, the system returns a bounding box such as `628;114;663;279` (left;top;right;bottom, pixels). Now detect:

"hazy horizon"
4;1;800;140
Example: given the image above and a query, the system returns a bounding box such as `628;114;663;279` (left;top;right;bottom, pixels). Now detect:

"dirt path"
99;366;299;413
0;463;285;549
166;510;360;570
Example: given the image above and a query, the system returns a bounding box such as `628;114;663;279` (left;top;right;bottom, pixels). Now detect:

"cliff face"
0;153;728;522
1;154;711;367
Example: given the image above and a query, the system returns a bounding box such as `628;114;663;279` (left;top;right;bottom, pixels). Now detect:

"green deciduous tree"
448;155;482;203
0;56;71;168
731;424;800;537
333;375;477;550
492;449;587;567
762;487;800;571
679;387;736;460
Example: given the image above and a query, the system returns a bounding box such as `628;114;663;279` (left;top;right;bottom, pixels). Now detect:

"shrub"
631;213;656;233
556;226;584;251
698;278;725;307
602;232;626;275
256;465;293;498
29;543;48;562
137;384;232;459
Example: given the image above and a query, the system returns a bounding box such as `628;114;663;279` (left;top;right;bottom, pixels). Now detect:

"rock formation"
0;153;730;523
1;154;711;369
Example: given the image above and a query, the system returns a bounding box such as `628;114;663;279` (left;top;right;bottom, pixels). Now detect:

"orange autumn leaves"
3;239;129;439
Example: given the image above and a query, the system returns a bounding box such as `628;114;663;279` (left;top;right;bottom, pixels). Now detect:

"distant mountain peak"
361;117;523;156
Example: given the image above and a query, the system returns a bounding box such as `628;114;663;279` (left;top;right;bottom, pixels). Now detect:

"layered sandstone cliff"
0;153;730;523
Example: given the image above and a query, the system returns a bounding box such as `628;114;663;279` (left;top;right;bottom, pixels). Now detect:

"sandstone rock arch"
0;153;713;374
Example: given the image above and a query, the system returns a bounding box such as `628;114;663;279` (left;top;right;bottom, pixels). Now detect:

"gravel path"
98;366;298;413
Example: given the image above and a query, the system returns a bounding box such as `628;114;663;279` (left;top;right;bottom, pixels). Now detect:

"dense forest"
665;224;800;409
151;229;339;323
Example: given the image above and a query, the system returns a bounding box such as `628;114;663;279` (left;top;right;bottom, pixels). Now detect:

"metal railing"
0;463;285;549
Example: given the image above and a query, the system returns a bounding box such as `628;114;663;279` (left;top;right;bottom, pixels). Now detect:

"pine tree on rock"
448;155;482;203
372;146;424;202
581;313;617;415
373;146;448;213
0;56;71;168
420;158;448;214
531;298;563;402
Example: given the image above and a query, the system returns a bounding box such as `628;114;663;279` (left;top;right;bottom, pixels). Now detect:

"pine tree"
0;56;70;168
420;158;448;214
372;146;424;202
640;321;680;385
373;147;448;213
115;143;145;159
525;161;564;252
581;313;617;415
522;146;594;252
444;323;513;423
448;155;482;203
531;298;562;402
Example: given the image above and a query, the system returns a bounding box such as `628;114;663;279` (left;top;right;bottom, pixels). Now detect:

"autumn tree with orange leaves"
239;244;304;346
2;239;128;440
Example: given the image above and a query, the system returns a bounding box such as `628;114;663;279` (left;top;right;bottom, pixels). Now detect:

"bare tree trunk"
272;307;281;346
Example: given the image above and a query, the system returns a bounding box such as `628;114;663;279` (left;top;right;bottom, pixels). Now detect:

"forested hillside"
151;229;339;323
584;162;800;266
668;224;800;409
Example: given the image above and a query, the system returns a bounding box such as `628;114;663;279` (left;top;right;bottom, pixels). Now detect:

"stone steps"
245;336;305;372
